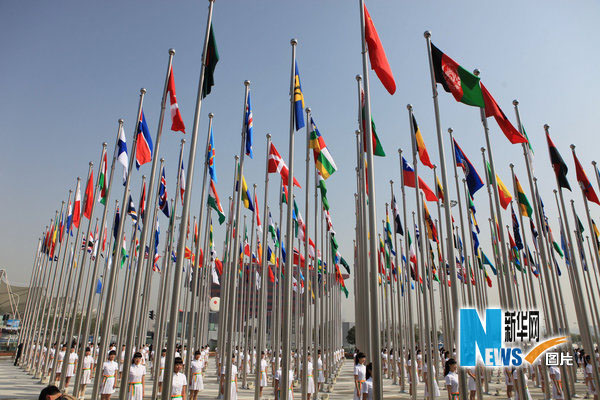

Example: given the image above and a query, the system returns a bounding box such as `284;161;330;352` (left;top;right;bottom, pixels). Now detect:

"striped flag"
309;117;337;179
117;124;128;185
135;111;152;169
167;66;185;133
158;166;170;218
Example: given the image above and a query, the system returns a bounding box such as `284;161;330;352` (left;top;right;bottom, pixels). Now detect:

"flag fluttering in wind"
98;151;108;205
515;175;533;218
268;142;301;187
401;157;438;202
139;181;146;223
158;165;170;218
73;179;82;229
294;61;305;130
318;175;330;211
412;115;434;169
485;162;512;209
207;126;217;183
430;43;484;107
573;152;600;205
179;159;186;205
452;138;483;196
83;169;94;219
127;195;137;222
360;89;386;156
363;3;396;95
167;66;185;133
239;174;254;211
208;179;226;224
202;23;219;98
117;124;128;185
546;132;571;191
480;83;527;144
309;117;337;179
135;111;153;169
391;195;403;236
245;92;253;159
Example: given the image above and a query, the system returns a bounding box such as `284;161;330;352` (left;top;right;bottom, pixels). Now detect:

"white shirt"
83;355;94;369
445;371;459;394
102;360;118;377
362;377;373;399
171;372;187;395
128;363;146;383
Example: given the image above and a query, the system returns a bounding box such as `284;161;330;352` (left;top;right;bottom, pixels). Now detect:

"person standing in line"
127;352;145;400
65;346;79;389
171;356;187;400
259;351;268;398
361;363;373;400
423;355;440;398
353;352;367;400
158;349;166;394
549;364;563;400
306;352;315;399
585;355;598;400
317;350;325;393
100;350;119;400
504;366;514;399
189;350;204;399
55;345;67;384
79;347;95;398
229;354;238;400
444;358;459;400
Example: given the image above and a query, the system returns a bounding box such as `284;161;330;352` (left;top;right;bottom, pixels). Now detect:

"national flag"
318;175;330;211
268;212;278;246
511;205;523;250
268;142;301;187
58;212;64;243
207;126;217;183
245;92;253;158
480;83;528;144
423;202;438;242
139;181;146;223
238;173;254;211
254;192;261;234
127;195;137;222
135;111;153;169
470;211;479;251
179;159;186;205
436;177;444;203
83;169;94;219
546;132;571;191
430;43;484;107
412;114;433;169
481;250;497;275
67;194;75;234
515;176;533;218
98;151;108;205
167;66;185;133
452;138;484;196
113;206;120;240
309;117;337;179
153;218;160;271
157;166;170;218
281;184;288;204
363;4;396;95
208;179;226;224
573;152;600;205
391;195;404;236
485;162;512;209
384;209;395;253
117;124;128;185
202;23;219;98
360;88;386;156
293;61;305;130
401;157;438;202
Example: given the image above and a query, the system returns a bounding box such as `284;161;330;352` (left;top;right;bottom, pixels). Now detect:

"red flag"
73;180;82;229
363;4;396;95
402;167;438;202
480;83;527;144
573;153;600;205
167;66;186;133
83;170;94;219
268;143;301;188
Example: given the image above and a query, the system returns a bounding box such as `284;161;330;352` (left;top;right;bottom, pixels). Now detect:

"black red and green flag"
430;43;484;107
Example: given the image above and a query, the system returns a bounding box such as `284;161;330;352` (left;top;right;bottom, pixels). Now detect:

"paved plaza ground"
0;356;591;399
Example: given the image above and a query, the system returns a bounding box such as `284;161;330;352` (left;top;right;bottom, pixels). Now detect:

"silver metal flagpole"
60;151;104;390
302;107;311;400
91;91;146;400
17;237;41;353
423;32;459;364
281;38;298;400
119;47;175;399
358;3;382;395
162;1;215;395
74;120;122;393
223;80;251;399
253;134;272;399
398;148;417;400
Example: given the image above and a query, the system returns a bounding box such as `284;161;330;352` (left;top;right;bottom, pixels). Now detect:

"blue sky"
2;0;600;327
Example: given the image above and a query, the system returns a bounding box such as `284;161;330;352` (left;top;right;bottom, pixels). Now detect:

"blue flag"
453;138;484;196
245;92;253;158
293;61;305;130
158;166;170;218
207;126;217;182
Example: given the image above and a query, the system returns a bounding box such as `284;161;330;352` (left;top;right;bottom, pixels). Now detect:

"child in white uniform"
306;353;315;398
65;346;78;388
353;352;367;400
361;363;373;400
55;345;66;383
79;347;94;398
190;350;204;399
171;357;187;400
549;365;563;399
100;350;119;399
444;358;459;400
259;351;268;397
158;349;166;394
127;352;146;400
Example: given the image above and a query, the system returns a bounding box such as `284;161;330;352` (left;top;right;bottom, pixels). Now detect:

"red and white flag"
168;66;186;133
73;179;82;229
268;143;301;188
